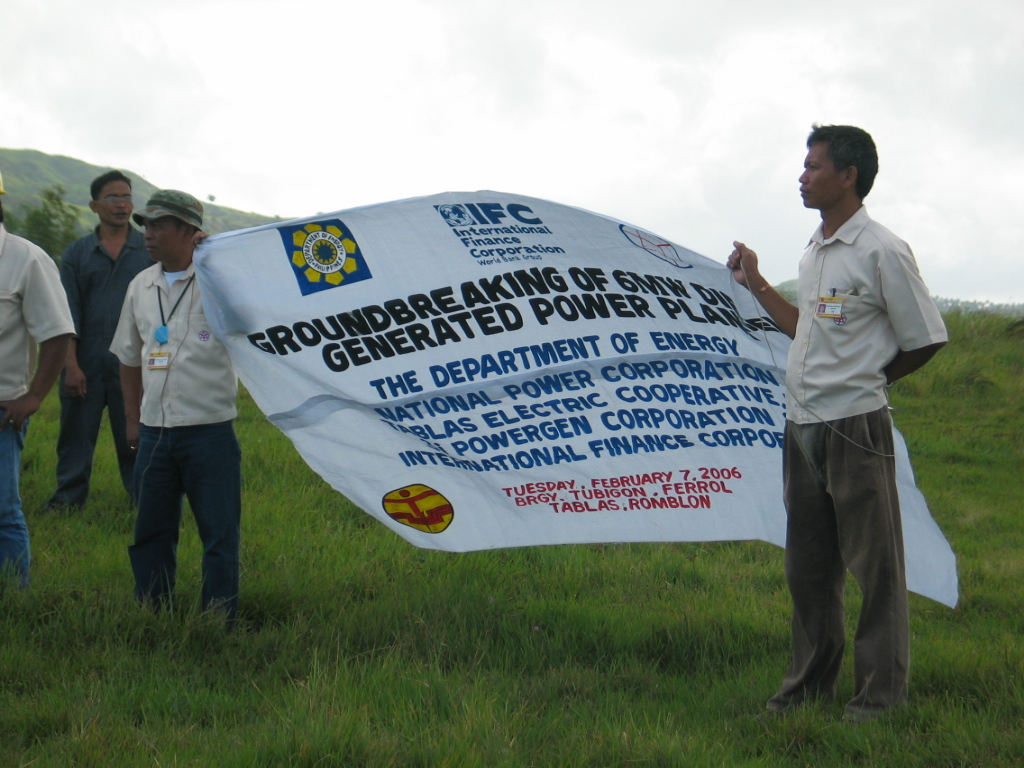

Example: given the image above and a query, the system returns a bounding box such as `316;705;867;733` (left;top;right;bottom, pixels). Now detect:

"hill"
0;147;281;236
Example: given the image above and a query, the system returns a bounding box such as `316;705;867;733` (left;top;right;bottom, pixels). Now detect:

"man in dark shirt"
47;171;152;509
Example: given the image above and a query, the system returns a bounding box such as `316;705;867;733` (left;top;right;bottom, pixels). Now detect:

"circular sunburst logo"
291;224;360;285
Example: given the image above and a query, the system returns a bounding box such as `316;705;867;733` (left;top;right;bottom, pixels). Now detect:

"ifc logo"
436;204;475;227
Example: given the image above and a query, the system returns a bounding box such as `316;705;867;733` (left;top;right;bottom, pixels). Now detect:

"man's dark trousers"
129;421;242;619
49;353;136;508
769;407;909;720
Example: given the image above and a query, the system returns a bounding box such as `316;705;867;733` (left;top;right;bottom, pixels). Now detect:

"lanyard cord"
158;274;195;329
138;276;196;513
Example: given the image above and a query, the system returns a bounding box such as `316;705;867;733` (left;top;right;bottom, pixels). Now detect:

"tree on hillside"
6;184;81;262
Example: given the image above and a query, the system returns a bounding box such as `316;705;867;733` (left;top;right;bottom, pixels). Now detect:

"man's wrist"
741;270;770;294
747;279;770;294
23;389;45;404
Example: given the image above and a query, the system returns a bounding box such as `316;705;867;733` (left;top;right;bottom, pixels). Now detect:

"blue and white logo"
436;204;475;227
435;202;545;228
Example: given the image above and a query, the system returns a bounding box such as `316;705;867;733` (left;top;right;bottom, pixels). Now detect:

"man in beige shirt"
0;170;74;587
110;190;241;619
727;125;947;722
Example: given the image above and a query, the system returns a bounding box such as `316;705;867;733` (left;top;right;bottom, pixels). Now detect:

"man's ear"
842;164;859;191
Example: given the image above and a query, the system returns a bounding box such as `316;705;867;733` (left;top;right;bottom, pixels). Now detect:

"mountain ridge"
0;147;281;235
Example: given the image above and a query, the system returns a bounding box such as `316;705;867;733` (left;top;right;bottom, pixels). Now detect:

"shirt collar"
142;261;196;291
809;205;871;247
90;225;146;248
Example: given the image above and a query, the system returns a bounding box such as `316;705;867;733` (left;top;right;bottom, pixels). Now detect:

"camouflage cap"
132;189;203;228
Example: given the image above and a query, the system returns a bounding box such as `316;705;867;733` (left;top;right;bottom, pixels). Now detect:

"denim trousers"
130;420;241;617
0;410;30;588
49;359;137;508
769;407;909;719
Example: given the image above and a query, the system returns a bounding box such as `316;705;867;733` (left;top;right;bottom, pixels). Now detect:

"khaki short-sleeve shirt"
0;225;75;400
110;262;237;427
787;207;947;424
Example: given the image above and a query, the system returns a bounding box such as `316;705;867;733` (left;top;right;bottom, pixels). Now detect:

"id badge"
147;351;170;370
816;295;845;319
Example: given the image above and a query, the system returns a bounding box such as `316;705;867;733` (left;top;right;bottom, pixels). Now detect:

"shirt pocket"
818;293;862;329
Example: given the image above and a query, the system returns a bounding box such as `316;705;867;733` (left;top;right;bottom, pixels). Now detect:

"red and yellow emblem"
382;484;454;534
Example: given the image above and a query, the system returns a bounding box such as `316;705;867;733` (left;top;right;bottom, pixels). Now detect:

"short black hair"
807;125;878;199
90;170;132;201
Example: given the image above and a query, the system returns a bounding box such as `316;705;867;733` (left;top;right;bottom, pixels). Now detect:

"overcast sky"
3;0;1022;302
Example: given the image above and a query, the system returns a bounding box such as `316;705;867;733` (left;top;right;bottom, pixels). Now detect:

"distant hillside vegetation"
0;147;282;236
771;280;1022;317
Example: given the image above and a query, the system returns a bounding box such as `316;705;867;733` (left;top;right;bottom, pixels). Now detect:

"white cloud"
2;0;1022;300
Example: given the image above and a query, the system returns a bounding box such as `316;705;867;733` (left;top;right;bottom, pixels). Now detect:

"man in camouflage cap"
131;189;204;230
111;189;243;619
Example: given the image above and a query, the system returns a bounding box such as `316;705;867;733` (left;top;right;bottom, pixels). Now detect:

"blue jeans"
0;410;30;588
130;421;241;617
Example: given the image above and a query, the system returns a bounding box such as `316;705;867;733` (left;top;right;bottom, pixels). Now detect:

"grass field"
2;311;1022;766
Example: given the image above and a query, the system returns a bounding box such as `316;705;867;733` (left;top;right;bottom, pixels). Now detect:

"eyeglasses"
101;195;133;204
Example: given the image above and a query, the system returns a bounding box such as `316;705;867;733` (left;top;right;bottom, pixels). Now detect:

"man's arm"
59;244;87;398
726;241;799;338
63;338;87;399
0;334;73;431
120;362;143;450
884;341;946;385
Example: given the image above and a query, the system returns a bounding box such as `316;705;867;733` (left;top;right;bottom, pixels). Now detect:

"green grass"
2;310;1022;766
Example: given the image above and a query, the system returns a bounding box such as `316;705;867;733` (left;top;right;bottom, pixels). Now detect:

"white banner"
194;192;957;607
